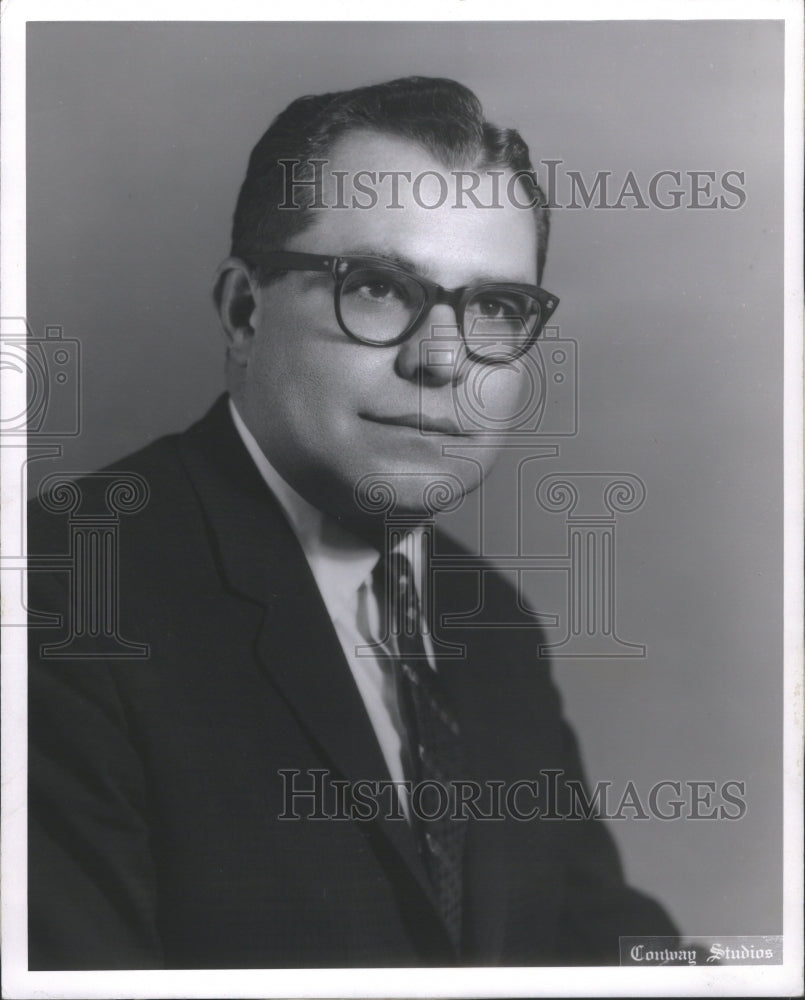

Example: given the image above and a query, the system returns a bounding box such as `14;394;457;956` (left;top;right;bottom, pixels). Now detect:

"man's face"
235;130;541;525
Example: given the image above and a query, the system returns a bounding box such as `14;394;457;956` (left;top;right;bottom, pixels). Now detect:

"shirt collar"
228;398;380;625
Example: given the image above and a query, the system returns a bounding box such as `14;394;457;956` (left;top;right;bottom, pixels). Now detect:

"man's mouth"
359;412;473;436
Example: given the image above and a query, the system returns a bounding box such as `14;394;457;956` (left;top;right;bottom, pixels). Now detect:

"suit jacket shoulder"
28;394;678;969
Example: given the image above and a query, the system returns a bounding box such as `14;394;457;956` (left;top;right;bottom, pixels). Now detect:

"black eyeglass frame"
244;250;559;362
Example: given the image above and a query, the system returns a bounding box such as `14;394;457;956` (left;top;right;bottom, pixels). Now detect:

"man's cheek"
461;365;534;424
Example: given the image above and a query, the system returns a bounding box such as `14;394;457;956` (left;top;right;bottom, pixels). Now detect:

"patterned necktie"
375;549;465;951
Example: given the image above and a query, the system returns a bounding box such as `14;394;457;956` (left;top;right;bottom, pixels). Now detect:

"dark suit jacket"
28;395;677;969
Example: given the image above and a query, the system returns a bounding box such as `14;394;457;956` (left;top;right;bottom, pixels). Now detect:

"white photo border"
1;2;802;997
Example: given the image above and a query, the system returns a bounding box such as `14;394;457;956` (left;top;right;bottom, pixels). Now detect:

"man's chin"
294;457;488;536
347;462;482;523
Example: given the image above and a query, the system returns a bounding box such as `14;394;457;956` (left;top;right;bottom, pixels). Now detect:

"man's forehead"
284;129;540;284
321;128;510;194
320;244;528;286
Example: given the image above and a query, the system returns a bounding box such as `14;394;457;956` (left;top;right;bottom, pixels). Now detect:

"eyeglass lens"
338;266;542;359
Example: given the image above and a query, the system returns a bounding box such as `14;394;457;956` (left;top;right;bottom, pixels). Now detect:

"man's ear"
213;258;260;367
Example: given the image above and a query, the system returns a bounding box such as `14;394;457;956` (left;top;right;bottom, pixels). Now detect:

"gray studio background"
26;21;783;939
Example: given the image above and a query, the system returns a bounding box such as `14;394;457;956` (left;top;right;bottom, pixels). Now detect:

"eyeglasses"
244;250;559;364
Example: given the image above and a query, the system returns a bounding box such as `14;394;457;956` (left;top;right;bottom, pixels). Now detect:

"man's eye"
347;273;411;306
360;280;397;300
475;296;521;318
355;277;407;302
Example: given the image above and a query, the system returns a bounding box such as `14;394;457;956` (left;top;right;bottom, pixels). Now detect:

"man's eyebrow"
340;246;533;285
341;246;427;275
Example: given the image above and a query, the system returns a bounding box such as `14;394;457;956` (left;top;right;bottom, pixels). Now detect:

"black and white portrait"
1;8;800;999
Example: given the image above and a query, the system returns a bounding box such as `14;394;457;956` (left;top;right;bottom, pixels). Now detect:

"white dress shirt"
229;399;433;818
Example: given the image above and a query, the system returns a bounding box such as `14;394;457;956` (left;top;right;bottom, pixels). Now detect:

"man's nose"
393;303;469;386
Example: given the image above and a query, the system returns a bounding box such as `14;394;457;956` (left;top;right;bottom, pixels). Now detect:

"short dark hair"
230;76;551;283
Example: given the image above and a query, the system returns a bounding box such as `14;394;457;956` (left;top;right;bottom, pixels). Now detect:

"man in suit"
28;76;677;969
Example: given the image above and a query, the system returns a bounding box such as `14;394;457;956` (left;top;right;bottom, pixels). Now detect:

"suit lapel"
177;397;446;931
254;576;442;913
